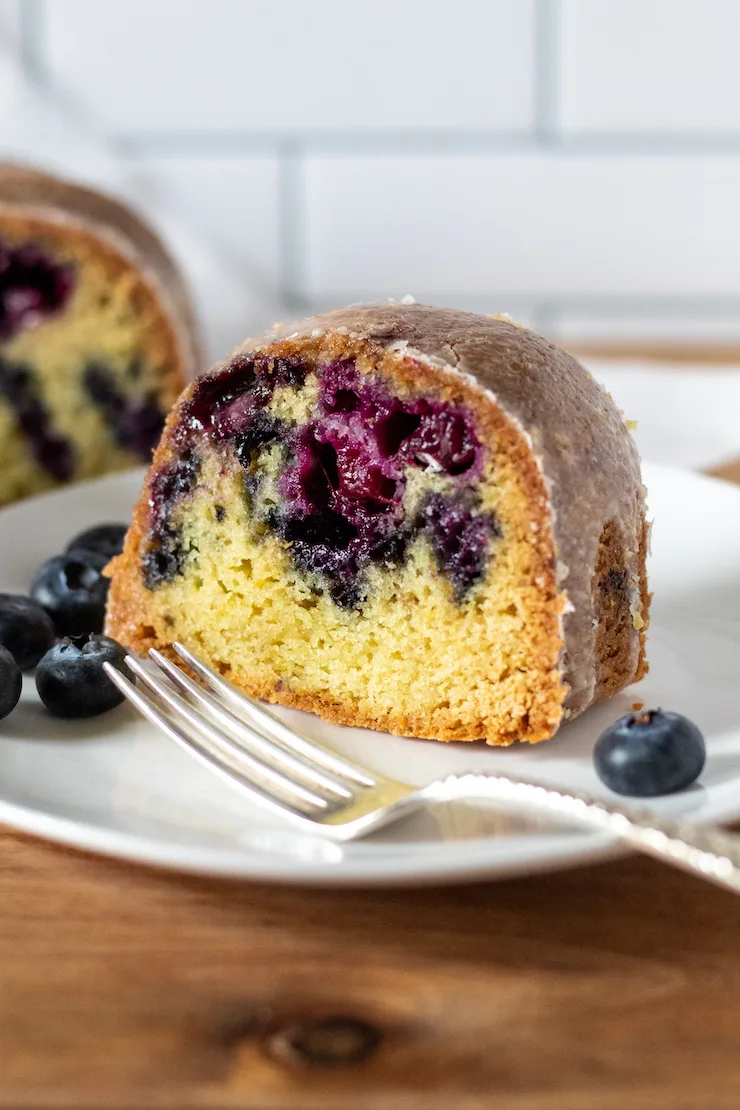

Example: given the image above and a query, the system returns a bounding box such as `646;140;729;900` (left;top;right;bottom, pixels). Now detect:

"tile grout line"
113;130;740;157
277;141;310;317
116;131;535;156
18;0;45;82
531;300;559;335
533;0;561;147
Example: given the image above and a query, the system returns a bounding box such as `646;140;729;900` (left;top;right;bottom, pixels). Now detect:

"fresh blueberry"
0;645;22;720
30;553;109;637
65;523;128;562
35;635;127;718
0;593;56;670
594;709;706;797
62;548;110;573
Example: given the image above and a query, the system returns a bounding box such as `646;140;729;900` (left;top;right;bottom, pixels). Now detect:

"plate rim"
0;794;627;886
1;460;739;886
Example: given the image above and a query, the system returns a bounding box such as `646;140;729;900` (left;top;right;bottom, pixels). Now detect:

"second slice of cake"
0;164;200;505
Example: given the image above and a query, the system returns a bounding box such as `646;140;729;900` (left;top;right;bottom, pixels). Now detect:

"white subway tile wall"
7;0;740;349
131;156;285;354
0;0;21;46
42;0;537;134
304;154;740;299
560;0;740;134
131;158;282;265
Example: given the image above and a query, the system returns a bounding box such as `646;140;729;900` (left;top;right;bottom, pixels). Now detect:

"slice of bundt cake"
106;303;649;746
0;164;200;505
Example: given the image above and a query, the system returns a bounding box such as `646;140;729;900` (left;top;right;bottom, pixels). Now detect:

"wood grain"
569;341;740;364
707;456;740;485
3;831;740;1110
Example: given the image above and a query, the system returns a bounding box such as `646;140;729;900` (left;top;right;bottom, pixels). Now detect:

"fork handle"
428;774;740;894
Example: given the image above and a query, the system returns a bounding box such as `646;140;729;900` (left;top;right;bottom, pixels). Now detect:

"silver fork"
104;643;740;895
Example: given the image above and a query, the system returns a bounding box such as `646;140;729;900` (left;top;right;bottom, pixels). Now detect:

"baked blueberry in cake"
0;164;200;505
106;303;650;746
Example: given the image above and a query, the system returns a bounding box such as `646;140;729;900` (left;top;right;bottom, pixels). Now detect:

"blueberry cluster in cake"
0;240;76;481
0;355;75;482
143;356;500;608
83;363;166;460
0;350;166;485
0;238;73;340
0;236;170;489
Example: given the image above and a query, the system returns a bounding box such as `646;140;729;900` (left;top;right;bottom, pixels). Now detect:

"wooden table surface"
4;365;740;1109
4;835;740;1110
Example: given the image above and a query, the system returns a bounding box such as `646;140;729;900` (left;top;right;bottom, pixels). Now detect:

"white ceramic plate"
0;463;739;886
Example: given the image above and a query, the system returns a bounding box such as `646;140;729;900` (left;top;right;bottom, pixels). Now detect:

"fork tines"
103;641;378;822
